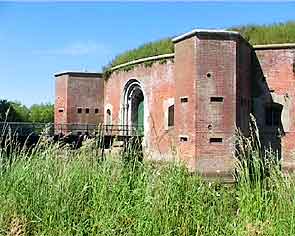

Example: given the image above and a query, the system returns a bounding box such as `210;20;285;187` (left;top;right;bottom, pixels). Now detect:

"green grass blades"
1;129;295;235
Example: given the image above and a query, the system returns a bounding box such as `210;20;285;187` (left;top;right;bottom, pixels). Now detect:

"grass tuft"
0;121;295;235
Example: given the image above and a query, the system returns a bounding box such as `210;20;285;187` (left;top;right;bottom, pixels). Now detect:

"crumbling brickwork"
254;46;295;172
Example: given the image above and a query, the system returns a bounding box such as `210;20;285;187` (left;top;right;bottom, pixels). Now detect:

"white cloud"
33;41;111;56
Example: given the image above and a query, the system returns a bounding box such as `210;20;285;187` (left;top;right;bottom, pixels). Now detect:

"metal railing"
0;122;54;137
0;122;144;137
54;124;144;137
104;124;144;137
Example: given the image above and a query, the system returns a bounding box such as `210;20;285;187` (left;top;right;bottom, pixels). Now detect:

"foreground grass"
0;136;295;235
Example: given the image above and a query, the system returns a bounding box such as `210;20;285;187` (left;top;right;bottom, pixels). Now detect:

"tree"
0;100;20;122
29;103;54;123
10;101;30;122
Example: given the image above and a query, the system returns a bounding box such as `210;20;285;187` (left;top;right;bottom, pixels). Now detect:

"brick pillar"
173;30;252;177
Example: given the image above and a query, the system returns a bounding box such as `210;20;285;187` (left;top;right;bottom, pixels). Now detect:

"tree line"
0;99;54;123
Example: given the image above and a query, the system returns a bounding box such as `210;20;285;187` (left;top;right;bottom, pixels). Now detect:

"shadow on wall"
251;51;284;160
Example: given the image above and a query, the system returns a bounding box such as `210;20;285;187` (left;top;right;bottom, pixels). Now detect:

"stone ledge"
254;43;295;50
54;71;102;78
108;53;175;72
172;29;240;43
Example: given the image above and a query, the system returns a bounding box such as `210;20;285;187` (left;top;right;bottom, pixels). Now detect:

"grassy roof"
103;38;174;71
104;21;295;71
230;21;295;45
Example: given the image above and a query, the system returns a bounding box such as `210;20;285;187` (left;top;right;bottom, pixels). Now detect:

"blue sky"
0;2;295;106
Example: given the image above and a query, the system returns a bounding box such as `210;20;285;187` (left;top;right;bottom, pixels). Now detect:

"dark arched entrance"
122;79;144;135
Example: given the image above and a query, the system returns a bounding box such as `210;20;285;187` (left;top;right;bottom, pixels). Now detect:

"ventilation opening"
210;97;224;102
180;97;188;103
209;138;223;143
206;72;212;78
85;108;90;114
77;108;82;114
58;108;64;113
95;108;99;114
179;136;188;142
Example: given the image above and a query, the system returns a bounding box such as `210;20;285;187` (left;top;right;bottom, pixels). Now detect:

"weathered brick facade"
55;72;104;133
55;30;295;176
253;45;295;172
104;58;176;160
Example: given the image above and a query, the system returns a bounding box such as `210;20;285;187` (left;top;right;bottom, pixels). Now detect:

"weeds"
0;119;295;235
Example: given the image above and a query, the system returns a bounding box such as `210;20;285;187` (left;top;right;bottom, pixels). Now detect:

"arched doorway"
106;109;112;126
122;79;144;136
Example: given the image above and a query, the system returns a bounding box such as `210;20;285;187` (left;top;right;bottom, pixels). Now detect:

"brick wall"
236;41;252;135
254;47;295;171
104;60;176;160
173;31;252;176
54;31;295;175
174;37;197;170
55;74;67;124
195;35;237;176
67;76;104;124
54;72;104;126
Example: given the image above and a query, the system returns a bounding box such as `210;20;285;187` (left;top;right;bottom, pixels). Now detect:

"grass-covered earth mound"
104;21;295;71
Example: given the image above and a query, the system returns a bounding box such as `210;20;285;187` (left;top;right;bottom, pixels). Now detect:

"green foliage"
104;37;174;71
10;101;30;122
0;100;20;122
0;99;54;123
0;129;294;235
230;21;295;45
29;103;54;123
104;21;295;73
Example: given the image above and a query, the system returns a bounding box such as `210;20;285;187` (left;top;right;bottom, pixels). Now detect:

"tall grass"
0;127;295;235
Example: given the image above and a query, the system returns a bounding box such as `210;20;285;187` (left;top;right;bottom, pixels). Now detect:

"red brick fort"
54;29;295;176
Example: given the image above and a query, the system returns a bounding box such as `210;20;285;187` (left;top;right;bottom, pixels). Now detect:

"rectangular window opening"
180;97;188;103
179;136;188;142
209;138;223;143
95;108;99;114
77;108;82;114
85;108;90;114
210;97;224;102
168;105;174;127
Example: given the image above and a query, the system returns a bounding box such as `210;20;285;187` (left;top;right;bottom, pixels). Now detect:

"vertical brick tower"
173;30;252;176
54;72;104;130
